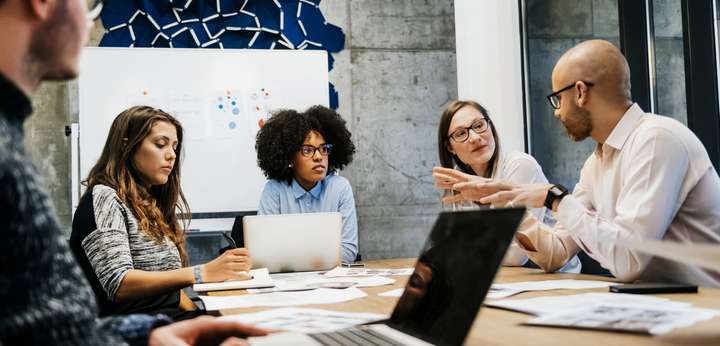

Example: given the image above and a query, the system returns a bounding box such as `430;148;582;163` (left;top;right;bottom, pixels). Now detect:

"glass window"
652;0;688;124
523;0;619;188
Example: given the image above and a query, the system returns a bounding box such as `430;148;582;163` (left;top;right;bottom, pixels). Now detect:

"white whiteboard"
77;47;329;214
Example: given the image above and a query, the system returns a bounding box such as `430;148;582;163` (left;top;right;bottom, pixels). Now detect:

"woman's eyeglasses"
299;144;333;157
447;119;490;143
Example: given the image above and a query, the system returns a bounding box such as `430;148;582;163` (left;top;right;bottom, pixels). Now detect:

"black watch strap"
544;184;569;210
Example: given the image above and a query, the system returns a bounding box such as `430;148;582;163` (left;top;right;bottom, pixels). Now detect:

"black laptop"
248;208;526;346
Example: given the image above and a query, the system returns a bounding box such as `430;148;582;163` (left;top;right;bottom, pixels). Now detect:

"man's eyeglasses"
87;0;104;21
546;81;594;109
299;144;333;158
447;118;490;143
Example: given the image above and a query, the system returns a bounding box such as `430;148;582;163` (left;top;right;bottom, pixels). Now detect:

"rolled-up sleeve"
516;214;580;272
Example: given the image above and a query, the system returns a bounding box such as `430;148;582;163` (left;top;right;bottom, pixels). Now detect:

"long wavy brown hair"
84;106;191;264
437;100;501;178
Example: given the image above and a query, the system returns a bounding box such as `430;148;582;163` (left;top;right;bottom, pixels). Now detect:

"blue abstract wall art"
99;0;344;108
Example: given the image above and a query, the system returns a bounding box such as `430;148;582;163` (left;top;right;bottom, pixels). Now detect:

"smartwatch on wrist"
544;184;569;210
193;265;203;284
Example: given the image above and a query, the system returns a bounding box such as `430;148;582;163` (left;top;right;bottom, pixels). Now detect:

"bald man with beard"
444;39;720;286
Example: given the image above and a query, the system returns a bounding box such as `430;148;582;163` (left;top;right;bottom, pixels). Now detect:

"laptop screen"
387;208;525;346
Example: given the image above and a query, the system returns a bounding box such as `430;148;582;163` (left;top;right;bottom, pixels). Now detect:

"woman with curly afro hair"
255;105;359;263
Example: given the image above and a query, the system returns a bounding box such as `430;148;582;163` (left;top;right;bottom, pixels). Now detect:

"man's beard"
562;107;592;141
27;1;80;81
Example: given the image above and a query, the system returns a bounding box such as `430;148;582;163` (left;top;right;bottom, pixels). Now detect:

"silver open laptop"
248;208;526;346
243;212;342;273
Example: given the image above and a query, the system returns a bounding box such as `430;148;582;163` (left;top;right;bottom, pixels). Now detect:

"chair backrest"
578;250;612;276
230;210;258;247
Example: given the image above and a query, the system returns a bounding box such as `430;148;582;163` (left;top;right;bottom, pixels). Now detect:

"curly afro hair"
255;105;356;184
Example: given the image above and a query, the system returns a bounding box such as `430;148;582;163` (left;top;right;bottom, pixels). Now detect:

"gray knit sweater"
71;185;183;317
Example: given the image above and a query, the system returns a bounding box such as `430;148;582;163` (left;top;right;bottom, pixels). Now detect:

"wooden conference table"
212;259;720;345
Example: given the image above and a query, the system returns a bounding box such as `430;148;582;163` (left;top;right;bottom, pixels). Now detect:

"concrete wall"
23;24;104;234
334;0;457;259
25;1;457;264
25;82;74;232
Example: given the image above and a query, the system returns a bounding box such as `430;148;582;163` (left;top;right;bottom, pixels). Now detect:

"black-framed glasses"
546;81;594;109
299;144;333;157
447;118;490;143
87;0;104;21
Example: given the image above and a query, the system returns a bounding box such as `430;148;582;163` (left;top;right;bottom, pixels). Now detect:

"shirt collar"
596;103;645;156
0;73;33;122
292;177;324;200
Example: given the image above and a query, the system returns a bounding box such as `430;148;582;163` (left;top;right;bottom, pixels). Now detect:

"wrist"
544;184;569;210
193;265;204;284
552;197;562;212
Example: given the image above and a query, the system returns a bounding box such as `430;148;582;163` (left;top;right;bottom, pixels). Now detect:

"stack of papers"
323;267;414;278
526;304;720;335
487;279;613;299
219;308;387;333
486;292;720;335
199;287;368;310
193;268;274;292
270;271;326;280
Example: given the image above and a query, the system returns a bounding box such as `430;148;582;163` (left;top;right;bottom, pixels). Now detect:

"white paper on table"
329;276;395;288
323;267;414;278
218;308;388;333
248;276;395;293
486;288;525;299
193;268;274;292
485;292;692;316
526;303;720;335
611;238;720;273
486;279;614;299
199;287;368;310
378;288;404;297
270;271;326;280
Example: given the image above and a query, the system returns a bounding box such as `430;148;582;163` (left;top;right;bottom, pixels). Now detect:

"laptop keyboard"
309;325;405;346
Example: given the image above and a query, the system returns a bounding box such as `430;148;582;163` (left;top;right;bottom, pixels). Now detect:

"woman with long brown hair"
70;106;251;319
432;100;580;272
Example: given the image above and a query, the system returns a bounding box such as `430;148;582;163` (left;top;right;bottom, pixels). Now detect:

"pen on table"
341;262;365;268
